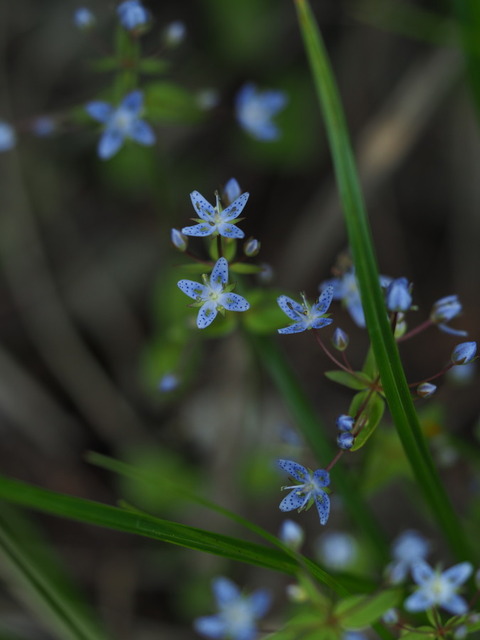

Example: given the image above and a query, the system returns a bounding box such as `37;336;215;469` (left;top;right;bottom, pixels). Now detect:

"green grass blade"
452;0;480;119
0;504;109;640
250;335;388;563
0;474;347;593
293;0;473;561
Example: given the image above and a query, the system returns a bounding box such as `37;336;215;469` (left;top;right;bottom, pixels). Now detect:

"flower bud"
336;414;354;432
385;277;412;312
158;373;179;393
332;327;349;351
416;382;437;398
279;519;304;551
337;432;354;450
171;228;188;252
244;237;260;257
73;7;96;29
223;178;241;205
451;341;477;365
382;609;399;625
431;295;462;323
163;21;186;47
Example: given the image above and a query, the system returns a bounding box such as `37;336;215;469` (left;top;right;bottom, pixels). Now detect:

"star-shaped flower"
181;190;249;239
194;576;271;640
177;257;249;329
85;90;155;160
235;83;288;141
404;560;472;615
277;459;331;525
277;286;333;334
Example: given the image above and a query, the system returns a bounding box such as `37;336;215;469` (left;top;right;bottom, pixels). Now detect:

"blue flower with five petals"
277;286;333;334
404;560;472;615
277;459;331;525
177;257;249;329
194;576;271;640
85;90;155;160
182;190;249;239
235;83;287;141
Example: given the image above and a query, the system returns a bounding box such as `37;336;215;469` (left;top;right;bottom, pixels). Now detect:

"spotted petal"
216;222;245;239
277;459;308;483
181;223;213;237
277;295;304;321
221;192;249;222
314;491;330;525
190;190;215;221
177;279;206;300
279;488;307;512
313;469;330;487
314;285;333;315
221;292;249;312
210;257;229;286
278;322;308;335
197;302;218;329
312;317;333;330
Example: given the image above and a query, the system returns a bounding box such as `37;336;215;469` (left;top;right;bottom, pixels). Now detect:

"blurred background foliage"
0;0;479;638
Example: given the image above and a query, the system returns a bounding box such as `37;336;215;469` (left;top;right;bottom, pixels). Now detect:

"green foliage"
334;589;401;629
324;370;371;391
145;82;203;123
349;390;385;451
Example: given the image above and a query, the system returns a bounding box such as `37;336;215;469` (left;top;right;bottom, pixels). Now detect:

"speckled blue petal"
277;296;304;321
181;223;213;237
210;258;228;286
313;469;330;487
278;322;307;334
314;285;333;315
312;317;333;330
279;488;306;512
222;192;249;222
221;293;249;312
190;191;215;220
217;223;245;239
98;129;124;159
277;459;308;482
177;279;205;300
197;302;218;329
314;492;330;525
130;119;155;145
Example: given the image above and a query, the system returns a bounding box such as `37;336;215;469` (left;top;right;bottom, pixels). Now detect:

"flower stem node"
177;257;249;329
277;459;331;525
337;432;354;450
332;327;349;351
416;382;437;398
336;414;354;431
451;342;477;365
170;228;188;252
244;237;261;257
277;287;333;334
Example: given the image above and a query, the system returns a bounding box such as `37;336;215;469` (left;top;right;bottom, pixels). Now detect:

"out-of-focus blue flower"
244;238;260;257
0;121;16;151
336;415;354;432
386;530;430;584
316;531;358;570
31;116;56;137
385;277;412;313
73;7;95;29
382;609;399;625
277;459;330;525
416;382;437;398
117;0;149;31
451;342;477;365
431;295;466;336
171;228;188;252
332;327;349;351
158;373;179;393
182;190;249;239
85;90;155;160
177;257;249;329
277;286;333;335
196;89;220;111
343;632;368;640
194;576;271;640
223;178;242;205
235;83;287;141
321;268;391;328
337;432;354;450
404;560;473;615
278;519;304;550
163;20;186;47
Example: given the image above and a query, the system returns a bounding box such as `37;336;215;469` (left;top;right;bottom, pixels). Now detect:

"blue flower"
386;530;430;584
182;190;249;239
416;383;437;398
277;286;333;335
85;90;155;160
177;257;249;329
321;268;391;328
337;432;354;450
31;116;56;137
385;277;412;312
278;519;304;550
451;342;477;365
158;373;179;393
223;178;242;205
332;327;349;351
277;459;331;525
163;21;186;47
0;121;16;152
73;7;95;29
336;415;354;431
235;83;287;141
404;560;473;615
117;1;149;31
316;531;358;570
194;576;271;640
430;295;466;336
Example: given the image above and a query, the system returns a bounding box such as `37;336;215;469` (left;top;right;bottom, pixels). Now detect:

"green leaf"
334;589;401;629
138;58;169;75
399;627;436;640
229;263;263;275
145;82;203;123
243;290;286;335
293;0;474;562
325;370;371;391
349;391;385;451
